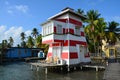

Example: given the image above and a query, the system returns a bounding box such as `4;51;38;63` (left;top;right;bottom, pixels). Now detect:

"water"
0;62;104;80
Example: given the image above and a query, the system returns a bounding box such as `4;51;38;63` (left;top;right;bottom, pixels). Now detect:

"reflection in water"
0;62;103;80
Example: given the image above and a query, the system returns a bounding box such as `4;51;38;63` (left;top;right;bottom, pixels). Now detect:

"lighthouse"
41;7;91;66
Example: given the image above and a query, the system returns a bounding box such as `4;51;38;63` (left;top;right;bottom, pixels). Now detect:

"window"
84;46;87;55
43;24;52;36
56;24;62;34
109;49;114;56
75;27;80;35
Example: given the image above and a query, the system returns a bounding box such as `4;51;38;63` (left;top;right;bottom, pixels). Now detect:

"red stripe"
55;18;82;26
70;52;78;59
43;39;87;46
61;52;68;59
47;52;52;57
55;19;67;23
63;28;65;34
70;40;87;46
69;18;82;26
69;28;74;34
54;26;56;33
81;31;85;36
85;52;90;58
61;52;78;59
66;28;68;33
50;43;61;47
54;40;68;46
42;39;53;44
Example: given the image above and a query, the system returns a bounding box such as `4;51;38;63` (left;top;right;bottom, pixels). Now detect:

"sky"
0;0;120;46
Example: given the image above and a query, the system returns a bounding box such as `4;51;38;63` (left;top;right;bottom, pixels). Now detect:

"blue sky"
0;0;120;46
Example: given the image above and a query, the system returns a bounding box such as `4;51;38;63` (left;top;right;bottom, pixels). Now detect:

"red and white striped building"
41;7;91;66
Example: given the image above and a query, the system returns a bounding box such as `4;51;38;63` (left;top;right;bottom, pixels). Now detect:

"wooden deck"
29;62;67;74
82;64;105;71
30;62;66;67
103;63;120;80
24;57;45;62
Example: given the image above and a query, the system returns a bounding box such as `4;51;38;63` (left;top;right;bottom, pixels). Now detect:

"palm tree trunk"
94;39;96;56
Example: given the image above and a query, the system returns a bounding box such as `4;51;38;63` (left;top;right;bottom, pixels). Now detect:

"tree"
84;10;101;56
94;18;107;56
35;34;42;48
2;40;8;48
77;9;84;15
26;36;34;48
8;36;14;47
31;28;39;38
20;32;26;41
20;32;26;47
105;21;120;45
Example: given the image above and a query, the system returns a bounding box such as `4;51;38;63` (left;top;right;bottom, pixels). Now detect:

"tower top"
61;7;74;11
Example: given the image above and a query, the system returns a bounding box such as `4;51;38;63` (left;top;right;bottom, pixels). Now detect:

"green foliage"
26;36;34;48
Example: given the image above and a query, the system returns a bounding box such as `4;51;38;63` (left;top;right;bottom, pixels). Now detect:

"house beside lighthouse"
41;7;91;66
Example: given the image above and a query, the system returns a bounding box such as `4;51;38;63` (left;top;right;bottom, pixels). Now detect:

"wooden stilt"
67;66;70;72
74;67;76;70
37;66;39;71
31;65;33;70
45;67;48;74
61;67;63;70
96;66;98;71
80;66;82;70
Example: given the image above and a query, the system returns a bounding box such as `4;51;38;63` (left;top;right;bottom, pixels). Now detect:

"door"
79;45;85;62
109;49;115;58
53;47;61;59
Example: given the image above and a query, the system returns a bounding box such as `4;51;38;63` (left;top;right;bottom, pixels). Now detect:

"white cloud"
88;0;105;6
0;25;31;46
5;1;29;14
0;25;6;33
15;5;28;13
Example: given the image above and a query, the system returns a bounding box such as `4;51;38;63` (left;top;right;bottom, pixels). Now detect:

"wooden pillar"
61;67;63;70
96;66;98;71
45;67;48;74
31;65;33;70
74;67;76;70
37;66;39;71
80;66;82;70
67;66;70;72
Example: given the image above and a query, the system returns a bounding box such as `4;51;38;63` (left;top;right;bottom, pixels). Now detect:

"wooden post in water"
67;66;70;72
96;66;98;71
80;66;82;70
37;66;39;71
61;67;63;70
45;67;48;74
31;65;33;70
74;67;76;70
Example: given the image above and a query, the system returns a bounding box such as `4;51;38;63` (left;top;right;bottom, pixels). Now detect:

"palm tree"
8;36;14;47
26;36;34;48
20;32;26;47
84;10;101;56
77;9;84;15
94;18;107;56
35;34;42;48
31;28;39;38
105;21;120;45
2;40;8;48
20;32;26;41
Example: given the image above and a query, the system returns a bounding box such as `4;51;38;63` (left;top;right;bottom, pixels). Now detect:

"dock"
29;61;106;74
82;64;105;71
29;62;67;74
103;63;120;80
24;57;45;62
